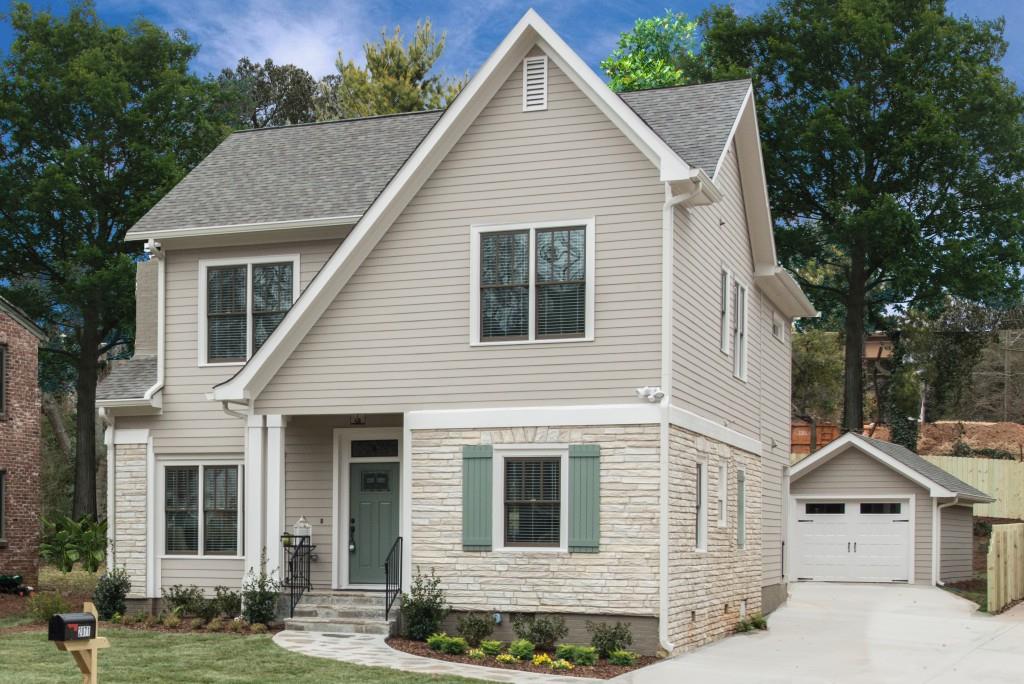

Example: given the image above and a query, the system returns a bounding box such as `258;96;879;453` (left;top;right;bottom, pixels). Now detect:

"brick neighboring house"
0;296;46;586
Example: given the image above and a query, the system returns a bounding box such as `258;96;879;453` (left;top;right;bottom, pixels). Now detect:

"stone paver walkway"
273;630;603;683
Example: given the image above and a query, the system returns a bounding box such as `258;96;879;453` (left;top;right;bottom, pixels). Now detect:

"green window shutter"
569;444;600;553
462;445;493;551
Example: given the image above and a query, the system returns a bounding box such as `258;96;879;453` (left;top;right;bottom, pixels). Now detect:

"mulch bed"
0;593;30;620
386;637;657;679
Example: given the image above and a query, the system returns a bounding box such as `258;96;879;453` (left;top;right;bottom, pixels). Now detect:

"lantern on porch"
292;516;312;541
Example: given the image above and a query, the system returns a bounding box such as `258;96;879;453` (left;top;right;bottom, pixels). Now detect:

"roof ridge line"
230;108;444;135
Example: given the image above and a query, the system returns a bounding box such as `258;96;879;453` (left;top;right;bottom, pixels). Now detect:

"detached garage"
789;433;993;585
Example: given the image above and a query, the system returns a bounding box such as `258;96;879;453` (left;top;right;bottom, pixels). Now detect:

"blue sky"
1;1;1022;85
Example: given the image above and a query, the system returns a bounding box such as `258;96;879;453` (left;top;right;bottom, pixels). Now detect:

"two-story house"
0;296;46;587
97;11;814;654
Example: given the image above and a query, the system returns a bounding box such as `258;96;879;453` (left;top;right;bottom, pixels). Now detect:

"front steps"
284;590;396;636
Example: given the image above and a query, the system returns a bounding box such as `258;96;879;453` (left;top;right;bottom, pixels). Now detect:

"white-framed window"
522;55;548;111
717;462;728;527
492;444;569;551
771;310;783;341
733;282;748;380
197;255;299;366
470;220;595;345
737;467;746;548
695;461;708;551
163;463;243;557
719;269;731;354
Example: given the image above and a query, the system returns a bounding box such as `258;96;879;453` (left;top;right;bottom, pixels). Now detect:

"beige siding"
119;238;341;453
256;53;665;413
790;447;933;583
941;505;974;583
160;557;244;593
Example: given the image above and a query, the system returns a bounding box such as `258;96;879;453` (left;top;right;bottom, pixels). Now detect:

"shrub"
468;648;485;660
400;567;449;640
608;650;638;666
228;618;248;633
736;613;767;633
121;612;139;626
109;612;123;625
532;653;553;667
189;618;206;630
511;614;568;651
551;659;575;671
162;613;181;629
555;644;598;666
587;620;633;658
206;617;225;632
250;622;268;634
480;639;503;656
241;553;280;625
442;636;468;655
40;515;107;573
26;592;70;622
212;586;242;618
495;653;518;664
93;567;131;619
426;633;450;651
162;585;207;618
142;613;158;628
508;638;535;660
456;612;493;647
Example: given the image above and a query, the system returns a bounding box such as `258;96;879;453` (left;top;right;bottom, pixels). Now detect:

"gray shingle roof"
97;356;158;401
127;110;444;238
852;434;994;501
127;81;753;238
620;79;752;177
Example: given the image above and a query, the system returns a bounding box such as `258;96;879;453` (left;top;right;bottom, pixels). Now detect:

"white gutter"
658;178;712;655
934;495;961;586
99;409;115;570
128;213;361;242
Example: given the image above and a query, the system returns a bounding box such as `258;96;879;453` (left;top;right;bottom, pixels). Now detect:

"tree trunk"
42;393;73;462
73;326;100;520
842;245;867;434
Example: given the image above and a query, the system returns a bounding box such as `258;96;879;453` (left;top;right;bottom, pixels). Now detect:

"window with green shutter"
568;444;600;552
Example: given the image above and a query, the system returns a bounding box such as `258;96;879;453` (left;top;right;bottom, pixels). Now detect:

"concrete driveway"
617;582;1024;684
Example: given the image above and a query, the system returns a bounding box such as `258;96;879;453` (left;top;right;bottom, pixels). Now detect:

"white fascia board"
754;267;817;319
727;89;779;272
126;213;362;242
212;9;699;403
669;405;762;455
791;433;955;498
97;391;162;411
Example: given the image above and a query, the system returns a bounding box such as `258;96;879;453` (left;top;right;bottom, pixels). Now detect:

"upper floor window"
733;282;748;381
199;256;299;365
0;470;6;543
470;220;595;345
0;344;6;416
719;270;731;354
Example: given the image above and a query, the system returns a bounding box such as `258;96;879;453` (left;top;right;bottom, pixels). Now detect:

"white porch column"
264;415;286;580
244;414;266;577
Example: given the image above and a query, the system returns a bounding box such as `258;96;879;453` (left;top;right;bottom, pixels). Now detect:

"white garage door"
793;499;912;582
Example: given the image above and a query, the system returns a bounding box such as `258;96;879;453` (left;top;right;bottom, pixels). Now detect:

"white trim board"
114;428;150;445
211;9;716;404
669;405;762;454
128;213;361;242
406;403;661;430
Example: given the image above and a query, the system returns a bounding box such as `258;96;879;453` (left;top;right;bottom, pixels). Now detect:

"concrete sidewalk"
617;583;1024;684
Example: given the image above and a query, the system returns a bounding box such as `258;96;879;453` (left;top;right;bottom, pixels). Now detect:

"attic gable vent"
522;56;548;111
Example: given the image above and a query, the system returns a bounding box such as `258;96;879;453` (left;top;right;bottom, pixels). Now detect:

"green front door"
348;461;400;585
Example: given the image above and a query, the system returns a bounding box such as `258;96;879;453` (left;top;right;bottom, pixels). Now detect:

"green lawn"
0;628;485;683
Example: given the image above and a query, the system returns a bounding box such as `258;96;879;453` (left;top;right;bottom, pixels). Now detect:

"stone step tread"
284;617;394;635
292;607;385;619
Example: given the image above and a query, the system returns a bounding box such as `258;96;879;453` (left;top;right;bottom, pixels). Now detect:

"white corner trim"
669;405;762;454
197;254;300;367
790;433;955;498
406;403;662;430
469;219;595;345
113;428;150;445
145;435;158;598
127;213;362;242
211;8;702;404
104;418;115;570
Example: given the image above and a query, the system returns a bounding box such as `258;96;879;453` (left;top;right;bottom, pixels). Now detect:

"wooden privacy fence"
923;456;1024;520
988;523;1024;613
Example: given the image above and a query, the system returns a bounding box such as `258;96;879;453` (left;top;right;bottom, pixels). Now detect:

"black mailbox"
48;612;96;642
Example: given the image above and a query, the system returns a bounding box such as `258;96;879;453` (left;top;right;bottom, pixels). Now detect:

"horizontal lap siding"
256;55;664;414
119;239;340;453
941;505;974;582
759;297;792;588
790;448;933;583
160;558;243;593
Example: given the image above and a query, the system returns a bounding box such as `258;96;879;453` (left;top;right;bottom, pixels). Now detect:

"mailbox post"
48;601;110;684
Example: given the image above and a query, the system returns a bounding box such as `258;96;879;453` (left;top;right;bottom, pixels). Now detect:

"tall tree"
601;10;699;92
681;0;1024;432
316;19;465;120
0;2;230;518
217;57;317;129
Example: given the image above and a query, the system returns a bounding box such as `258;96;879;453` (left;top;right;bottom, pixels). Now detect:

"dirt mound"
917;421;1024;458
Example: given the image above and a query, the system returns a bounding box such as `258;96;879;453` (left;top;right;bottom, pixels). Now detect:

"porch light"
293;516;312;539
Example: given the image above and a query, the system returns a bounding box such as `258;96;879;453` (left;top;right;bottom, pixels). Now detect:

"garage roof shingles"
854;434;993;501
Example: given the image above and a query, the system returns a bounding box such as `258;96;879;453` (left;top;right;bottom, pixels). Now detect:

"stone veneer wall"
113;443;148;597
667;425;763;653
410;424;661;617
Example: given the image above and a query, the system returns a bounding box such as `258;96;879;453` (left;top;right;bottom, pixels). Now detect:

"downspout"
935;495;960;586
99;408;115;570
658;177;706;655
143;239;165;401
220;401;249;420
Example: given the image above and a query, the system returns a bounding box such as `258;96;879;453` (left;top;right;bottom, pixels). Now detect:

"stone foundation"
761;582;788;614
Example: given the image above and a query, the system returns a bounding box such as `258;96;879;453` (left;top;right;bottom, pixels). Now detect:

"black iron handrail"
281;534;315;618
384;536;402;620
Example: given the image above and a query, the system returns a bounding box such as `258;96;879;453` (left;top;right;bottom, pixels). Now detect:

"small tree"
217;57;317;129
601;11;699;92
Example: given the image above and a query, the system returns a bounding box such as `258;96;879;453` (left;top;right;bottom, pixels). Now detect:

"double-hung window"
472;221;594;344
0;470;6;544
0;344;6;417
733;282;748;380
695;462;708;551
165;465;241;556
717;463;728;527
201;256;298;365
719;270;731;353
737;468;746;548
504;457;561;546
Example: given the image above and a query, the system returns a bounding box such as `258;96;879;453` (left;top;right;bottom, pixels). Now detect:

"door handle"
853;542;857;553
349;517;356;553
848;542;850;552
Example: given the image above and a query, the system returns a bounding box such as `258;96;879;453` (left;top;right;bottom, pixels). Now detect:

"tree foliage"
217;57;317;128
682;0;1024;431
0;1;230;517
791;330;844;424
601;11;699;92
316;19;465;120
